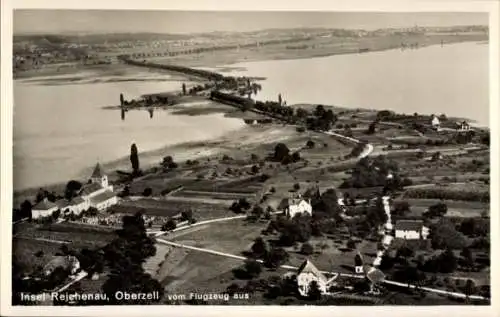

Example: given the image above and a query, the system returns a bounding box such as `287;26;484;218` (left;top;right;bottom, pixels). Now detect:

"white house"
431;115;441;131
421;225;430;240
382;235;394;249
395;220;428;240
296;259;336;297
456;121;471;132
32;198;59;219
78;163;118;211
284;197;312;218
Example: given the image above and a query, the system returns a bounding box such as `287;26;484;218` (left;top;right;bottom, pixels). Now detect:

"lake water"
14;42;489;191
13;73;245;191
206;42;489;126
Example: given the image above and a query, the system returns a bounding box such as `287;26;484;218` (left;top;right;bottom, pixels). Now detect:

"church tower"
91;163;108;188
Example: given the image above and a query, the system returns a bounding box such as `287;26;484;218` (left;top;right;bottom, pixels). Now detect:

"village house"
365;266;386;294
296;259;336;297
382;234;394;249
55;196;88;216
283;196;313;218
43;255;80;277
395;220;430;240
32;198;59;219
373;250;385;267
456;120;471;132
78;163;118;212
431;115;441;131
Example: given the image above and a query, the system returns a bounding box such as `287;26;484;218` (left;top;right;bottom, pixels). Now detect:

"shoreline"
12;40;489;196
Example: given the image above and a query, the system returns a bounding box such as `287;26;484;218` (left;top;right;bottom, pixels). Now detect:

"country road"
149;211;284;238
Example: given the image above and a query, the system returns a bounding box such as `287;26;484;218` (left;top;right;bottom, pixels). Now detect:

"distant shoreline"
13;33;487;81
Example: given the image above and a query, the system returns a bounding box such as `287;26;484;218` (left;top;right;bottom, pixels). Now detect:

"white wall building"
32;198;58;219
78;163;118;211
431;115;441;131
382;235;394;249
296;259;335;297
456;121;471;132
285;198;312;218
395;220;428;240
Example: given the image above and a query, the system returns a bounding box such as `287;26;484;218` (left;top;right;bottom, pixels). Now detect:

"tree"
181;210;193;222
251;165;260;174
314;105;326;118
244;259;262;279
130;143;140;175
427;202;447;217
464;279;476;302
366;122;376;134
346;239;356;250
35;188;45;203
307;281;322;300
162;219;177;232
392;201;411;216
251;206;264;219
431;219;467;250
251;237;268;259
64;180;83;200
161;156;178;169
20;200;33;221
460;247;474;268
293;183;300;191
102;212;163;304
120;93;124;106
306;140;315;149
182;83;187;95
264;247;289;269
396;245;415;259
273;143;290;162
311;188;342;218
438;249;458;273
238;198;251;210
142;188;153;197
300;243;314;255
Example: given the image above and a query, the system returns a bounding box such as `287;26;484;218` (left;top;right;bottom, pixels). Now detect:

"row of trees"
404;188;489;202
249;237;290;269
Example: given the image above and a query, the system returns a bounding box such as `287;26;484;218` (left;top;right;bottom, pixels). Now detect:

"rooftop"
297;259;328;283
33;199;58;211
90;190;117;205
43;255;79;273
395;220;424;232
91;163;104;178
366;267;385;284
80;183;104;196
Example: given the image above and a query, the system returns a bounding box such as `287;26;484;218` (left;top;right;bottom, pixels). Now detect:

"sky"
13;10;488;35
